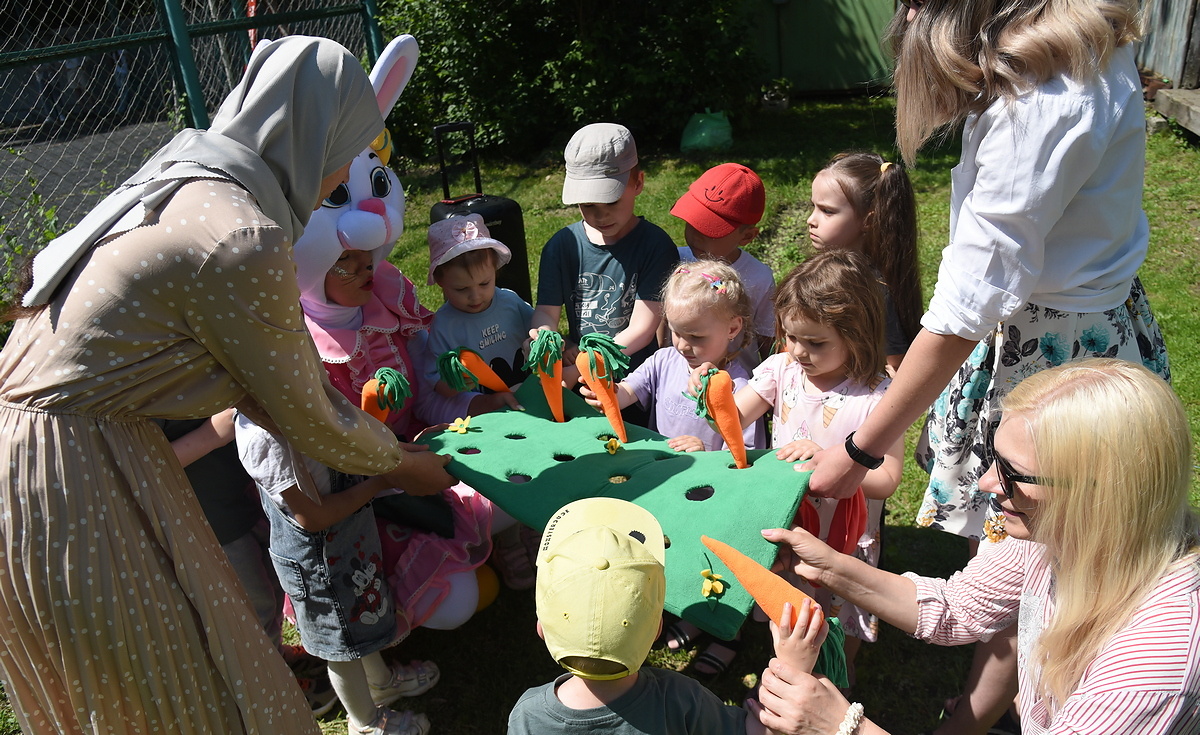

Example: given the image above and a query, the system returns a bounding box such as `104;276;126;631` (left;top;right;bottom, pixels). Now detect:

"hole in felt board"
685;485;715;501
553;453;574;462
507;473;532;483
596;433;616;442
457;447;481;455
505;433;526;440
662;535;671;549
609;475;629;484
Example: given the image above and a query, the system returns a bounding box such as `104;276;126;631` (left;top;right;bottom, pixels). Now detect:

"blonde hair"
1001;358;1197;713
820;152;923;345
773;250;886;386
661;262;753;362
886;0;1141;164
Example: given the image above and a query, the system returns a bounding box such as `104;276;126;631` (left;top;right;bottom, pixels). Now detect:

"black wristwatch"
844;431;884;470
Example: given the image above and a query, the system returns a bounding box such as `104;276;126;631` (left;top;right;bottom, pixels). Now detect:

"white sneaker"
353;706;431;735
369;659;441;706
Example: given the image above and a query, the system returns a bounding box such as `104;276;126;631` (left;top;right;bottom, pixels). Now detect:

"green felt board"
424;381;808;640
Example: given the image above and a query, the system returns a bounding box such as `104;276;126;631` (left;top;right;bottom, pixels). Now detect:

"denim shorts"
262;488;397;661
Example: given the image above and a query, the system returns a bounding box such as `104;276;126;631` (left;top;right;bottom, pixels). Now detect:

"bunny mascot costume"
276;36;493;640
0;37;452;734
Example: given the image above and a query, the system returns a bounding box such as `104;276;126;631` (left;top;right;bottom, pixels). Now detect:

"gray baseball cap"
562;123;639;206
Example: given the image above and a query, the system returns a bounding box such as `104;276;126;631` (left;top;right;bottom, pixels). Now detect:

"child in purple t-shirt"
580;262;764;452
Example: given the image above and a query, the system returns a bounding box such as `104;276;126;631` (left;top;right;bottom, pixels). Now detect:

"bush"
378;0;763;159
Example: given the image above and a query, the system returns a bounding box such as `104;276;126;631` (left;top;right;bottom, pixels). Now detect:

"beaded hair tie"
673;266;727;293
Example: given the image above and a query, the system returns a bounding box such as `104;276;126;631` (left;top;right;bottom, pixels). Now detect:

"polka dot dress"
0;181;404;733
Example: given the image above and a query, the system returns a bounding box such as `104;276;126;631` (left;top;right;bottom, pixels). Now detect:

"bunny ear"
370;35;419;116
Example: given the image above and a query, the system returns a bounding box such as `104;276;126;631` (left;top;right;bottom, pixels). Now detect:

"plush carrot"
692;368;748;469
825;487;868;558
701;535;817;629
524;330;565;422
575;333;631;443
701;534;849;689
437;347;511;393
798;497;821;539
360;367;411;422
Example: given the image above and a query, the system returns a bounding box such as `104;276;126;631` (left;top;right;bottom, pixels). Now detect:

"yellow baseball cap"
535;498;666;680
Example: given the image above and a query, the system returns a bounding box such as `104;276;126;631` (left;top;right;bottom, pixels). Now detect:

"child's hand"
579;384;603;410
468;391;525;416
561;363;582;388
685;362;720;396
775;439;823;463
769;600;829;675
411;425;448;443
668;435;706;453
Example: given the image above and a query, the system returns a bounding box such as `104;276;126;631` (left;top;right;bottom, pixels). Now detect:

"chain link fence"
0;0;378;312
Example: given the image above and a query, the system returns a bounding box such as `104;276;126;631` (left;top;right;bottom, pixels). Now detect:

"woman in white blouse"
755;359;1199;735
803;1;1172;729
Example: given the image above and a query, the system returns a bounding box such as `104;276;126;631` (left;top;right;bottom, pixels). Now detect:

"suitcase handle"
433;121;483;199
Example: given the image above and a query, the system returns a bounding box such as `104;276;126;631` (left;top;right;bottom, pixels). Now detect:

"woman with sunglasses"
804;1;1171;729
753;359;1199;735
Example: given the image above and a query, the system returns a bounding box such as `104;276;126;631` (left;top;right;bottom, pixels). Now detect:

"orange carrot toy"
700;534;849;688
575;333;631;443
692;368;748;468
524;330;565;422
437;347;512;394
360;367;411;422
701;535;818;629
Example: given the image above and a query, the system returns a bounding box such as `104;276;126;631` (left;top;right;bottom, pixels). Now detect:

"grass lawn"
2;94;1198;735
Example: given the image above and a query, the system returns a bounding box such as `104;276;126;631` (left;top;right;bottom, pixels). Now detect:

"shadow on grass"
381;523;974;735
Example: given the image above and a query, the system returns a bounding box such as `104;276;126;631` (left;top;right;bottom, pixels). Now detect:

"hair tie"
879;161;892;173
699;272;727;293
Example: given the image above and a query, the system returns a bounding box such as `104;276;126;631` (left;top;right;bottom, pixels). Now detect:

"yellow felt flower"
604;438;622;454
700;568;725;598
450;416;471;434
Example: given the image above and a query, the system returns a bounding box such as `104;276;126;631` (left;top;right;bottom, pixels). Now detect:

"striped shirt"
906;538;1200;734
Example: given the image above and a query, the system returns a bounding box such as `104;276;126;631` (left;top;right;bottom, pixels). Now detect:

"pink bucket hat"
427;213;512;284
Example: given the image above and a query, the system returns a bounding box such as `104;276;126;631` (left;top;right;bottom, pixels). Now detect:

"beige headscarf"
23;35;383;307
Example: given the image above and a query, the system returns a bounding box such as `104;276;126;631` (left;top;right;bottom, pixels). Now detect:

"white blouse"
922;44;1149;341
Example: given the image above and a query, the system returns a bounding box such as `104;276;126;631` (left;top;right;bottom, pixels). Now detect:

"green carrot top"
436;348;473;392
524;330;565;376
577;333;631;384
370;367;412;411
687;367;720;420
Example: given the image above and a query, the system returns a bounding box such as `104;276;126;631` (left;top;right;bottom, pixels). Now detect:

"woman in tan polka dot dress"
0;37;455;734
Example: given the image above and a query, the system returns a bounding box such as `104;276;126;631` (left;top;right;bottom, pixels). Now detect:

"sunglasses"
900;0;925;10
982;421;1047;500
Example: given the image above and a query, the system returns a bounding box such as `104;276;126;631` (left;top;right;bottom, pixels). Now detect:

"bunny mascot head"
291;35;431;347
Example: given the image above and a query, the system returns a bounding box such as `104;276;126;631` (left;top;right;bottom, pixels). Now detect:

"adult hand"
380;450;454;497
761;527;837;589
667;435;705;453
802;442;868;499
755;659;856;735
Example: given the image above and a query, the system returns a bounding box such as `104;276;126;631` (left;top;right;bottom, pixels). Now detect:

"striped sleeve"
904;538;1033;645
1047;565;1200;734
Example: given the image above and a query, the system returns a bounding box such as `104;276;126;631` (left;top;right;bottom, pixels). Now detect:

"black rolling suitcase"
429;122;531;304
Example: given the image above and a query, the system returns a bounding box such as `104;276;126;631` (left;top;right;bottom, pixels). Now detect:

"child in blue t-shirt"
427;213;533;395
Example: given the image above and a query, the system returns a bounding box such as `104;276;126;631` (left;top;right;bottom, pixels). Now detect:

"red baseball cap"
670;163;765;238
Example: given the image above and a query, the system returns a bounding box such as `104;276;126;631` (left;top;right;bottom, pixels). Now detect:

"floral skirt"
914;277;1170;540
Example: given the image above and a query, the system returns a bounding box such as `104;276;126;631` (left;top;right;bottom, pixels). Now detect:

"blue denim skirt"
262;488;397;661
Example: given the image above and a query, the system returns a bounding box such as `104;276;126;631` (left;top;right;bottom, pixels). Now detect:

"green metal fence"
0;0;381;305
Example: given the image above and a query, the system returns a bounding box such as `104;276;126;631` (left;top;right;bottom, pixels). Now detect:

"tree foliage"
379;0;762;158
